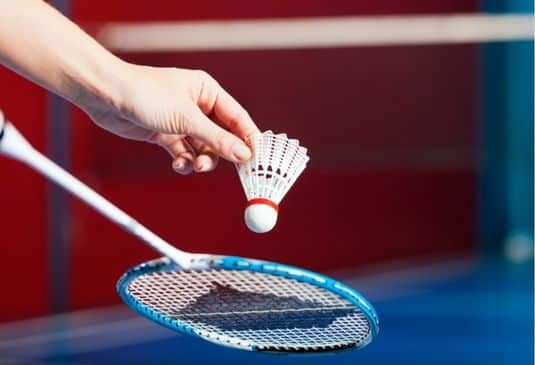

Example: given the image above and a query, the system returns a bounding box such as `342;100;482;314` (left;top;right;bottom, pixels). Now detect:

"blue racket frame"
117;256;379;353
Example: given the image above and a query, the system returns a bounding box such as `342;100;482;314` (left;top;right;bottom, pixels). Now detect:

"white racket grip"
0;115;198;268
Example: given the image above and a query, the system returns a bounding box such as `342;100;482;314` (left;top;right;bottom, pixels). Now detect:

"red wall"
0;68;49;321
75;0;476;21
0;0;478;320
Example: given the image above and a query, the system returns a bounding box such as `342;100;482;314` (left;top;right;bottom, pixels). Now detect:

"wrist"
68;52;130;117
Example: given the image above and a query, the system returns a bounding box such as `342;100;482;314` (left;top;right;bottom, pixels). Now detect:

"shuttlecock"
236;131;310;233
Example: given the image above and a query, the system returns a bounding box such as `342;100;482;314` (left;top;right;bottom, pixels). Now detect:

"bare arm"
0;0;122;106
0;0;258;173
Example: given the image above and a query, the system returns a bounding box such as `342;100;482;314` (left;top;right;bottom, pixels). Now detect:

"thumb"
185;105;252;163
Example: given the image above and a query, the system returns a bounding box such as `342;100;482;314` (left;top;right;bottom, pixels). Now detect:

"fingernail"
173;162;184;172
197;163;205;172
232;143;251;161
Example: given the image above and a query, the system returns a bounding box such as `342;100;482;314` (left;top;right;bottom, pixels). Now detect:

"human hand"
81;64;259;174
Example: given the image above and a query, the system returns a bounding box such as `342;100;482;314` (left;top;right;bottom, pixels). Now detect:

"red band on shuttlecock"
247;198;279;212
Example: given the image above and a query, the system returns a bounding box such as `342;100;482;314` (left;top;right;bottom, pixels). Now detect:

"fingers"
148;132;220;174
187;137;219;173
212;86;260;140
149;133;195;174
172;156;194;175
196;72;259;142
135;69;261;170
185;105;253;163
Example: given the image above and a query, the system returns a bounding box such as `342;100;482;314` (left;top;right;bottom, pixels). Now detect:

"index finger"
212;86;260;140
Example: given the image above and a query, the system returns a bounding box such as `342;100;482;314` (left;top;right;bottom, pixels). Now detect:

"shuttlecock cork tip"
245;199;278;234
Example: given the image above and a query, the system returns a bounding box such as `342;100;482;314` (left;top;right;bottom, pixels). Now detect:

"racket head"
117;256;379;354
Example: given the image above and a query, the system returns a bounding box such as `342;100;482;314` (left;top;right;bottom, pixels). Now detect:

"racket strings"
127;269;372;351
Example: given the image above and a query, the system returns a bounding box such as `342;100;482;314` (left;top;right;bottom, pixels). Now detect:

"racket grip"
0;112;36;163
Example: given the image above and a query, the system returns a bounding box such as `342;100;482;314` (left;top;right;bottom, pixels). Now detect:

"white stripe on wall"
96;14;534;52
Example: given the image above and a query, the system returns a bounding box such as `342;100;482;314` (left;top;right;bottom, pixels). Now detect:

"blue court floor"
0;255;532;365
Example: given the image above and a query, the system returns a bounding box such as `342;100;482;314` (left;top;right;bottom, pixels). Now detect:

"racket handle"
0;113;194;267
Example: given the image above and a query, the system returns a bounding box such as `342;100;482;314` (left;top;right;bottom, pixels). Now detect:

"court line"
339;253;475;286
0;316;174;358
0;306;131;337
336;253;476;300
96;14;534;52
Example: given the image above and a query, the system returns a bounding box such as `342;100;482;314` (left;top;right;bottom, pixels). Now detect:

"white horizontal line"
0;315;175;358
96;14;534;52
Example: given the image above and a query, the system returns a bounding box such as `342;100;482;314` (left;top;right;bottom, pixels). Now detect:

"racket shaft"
0;121;190;266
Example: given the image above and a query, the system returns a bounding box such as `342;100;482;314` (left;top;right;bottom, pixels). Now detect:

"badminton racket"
0;112;378;353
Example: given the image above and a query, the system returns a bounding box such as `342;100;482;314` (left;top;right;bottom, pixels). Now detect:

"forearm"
0;0;124;108
0;0;257;167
